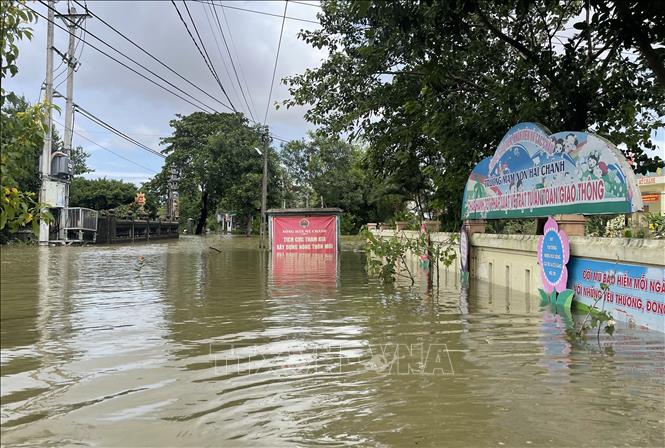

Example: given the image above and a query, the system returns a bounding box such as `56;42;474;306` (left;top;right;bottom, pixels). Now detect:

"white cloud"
6;0;323;180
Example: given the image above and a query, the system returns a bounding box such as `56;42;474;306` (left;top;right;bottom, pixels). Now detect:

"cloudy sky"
6;0;324;185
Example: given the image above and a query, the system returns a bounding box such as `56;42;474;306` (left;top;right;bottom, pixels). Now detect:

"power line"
264;1;289;124
218;1;259;119
75;105;165;158
71;0;235;114
290;1;322;8
207;0;257;121
200;2;244;116
181;0;228;100
31;2;228;114
172;0;236;111
53;118;158;174
196;0;319;25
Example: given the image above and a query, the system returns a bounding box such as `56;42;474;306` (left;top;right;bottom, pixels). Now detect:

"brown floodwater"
1;236;664;447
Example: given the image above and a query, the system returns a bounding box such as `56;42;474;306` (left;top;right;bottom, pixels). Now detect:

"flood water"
1;236;664;447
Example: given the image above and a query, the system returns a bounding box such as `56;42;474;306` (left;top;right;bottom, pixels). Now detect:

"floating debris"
134;256;145;272
209;246;222;253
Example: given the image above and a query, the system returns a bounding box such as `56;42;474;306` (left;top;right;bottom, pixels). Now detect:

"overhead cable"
75;105;166;158
172;0;237;111
195;0;319;25
53;118;158;174
71;0;233;113
207;0;257;121
264;1;289;124
30;3;227;114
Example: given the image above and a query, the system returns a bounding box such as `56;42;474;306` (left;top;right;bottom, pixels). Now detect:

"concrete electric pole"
38;0;56;245
56;4;90;241
259;126;271;249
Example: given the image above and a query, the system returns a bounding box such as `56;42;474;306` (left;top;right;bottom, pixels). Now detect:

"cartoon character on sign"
579;150;606;181
563;133;578;154
537;217;574;310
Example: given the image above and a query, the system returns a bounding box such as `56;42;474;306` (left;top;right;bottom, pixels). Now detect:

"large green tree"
280;133;406;233
0;0;52;235
284;0;665;229
160;112;282;234
69;177;137;211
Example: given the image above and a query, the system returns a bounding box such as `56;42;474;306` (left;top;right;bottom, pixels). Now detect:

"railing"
65;207;98;231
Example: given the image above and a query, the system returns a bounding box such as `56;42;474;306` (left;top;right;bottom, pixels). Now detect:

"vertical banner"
459;226;470;288
272;216;337;253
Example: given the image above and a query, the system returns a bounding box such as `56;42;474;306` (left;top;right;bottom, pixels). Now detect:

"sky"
5;0;325;185
6;1;663;188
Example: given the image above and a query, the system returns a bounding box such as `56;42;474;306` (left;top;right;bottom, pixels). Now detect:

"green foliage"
1;0;35;105
487;218;537;235
1;186;52;234
156;112;283;234
70;145;93;175
363;228;456;285
284;0;665;230
69;177;137;211
645;213;665;238
280;133;405;234
0;0;53;238
575;281;615;338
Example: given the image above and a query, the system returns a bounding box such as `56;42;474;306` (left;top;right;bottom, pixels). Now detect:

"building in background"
637;168;664;215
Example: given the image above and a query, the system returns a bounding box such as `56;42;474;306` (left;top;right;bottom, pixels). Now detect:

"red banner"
272;216;337;253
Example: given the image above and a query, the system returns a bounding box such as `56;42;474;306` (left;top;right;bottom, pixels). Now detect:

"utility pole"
56;4;90;241
38;0;56;245
167;167;180;221
259;126;271;249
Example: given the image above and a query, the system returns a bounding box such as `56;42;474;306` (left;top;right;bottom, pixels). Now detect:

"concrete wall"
375;230;665;296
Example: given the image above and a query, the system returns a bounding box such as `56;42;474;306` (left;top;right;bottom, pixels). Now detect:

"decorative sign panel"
461;123;642;219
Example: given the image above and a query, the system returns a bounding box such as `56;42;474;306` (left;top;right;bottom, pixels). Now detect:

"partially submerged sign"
568;258;665;332
267;208;342;253
461;123;642;219
537;217;574;309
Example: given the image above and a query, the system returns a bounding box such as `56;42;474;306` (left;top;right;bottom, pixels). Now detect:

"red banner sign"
641;193;660;203
272;216;337;253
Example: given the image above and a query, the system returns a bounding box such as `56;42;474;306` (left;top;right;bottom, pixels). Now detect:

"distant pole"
167;167;179;221
259;126;271;248
38;0;56;245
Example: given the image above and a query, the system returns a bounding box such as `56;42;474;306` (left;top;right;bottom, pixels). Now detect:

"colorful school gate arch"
461;122;642;220
459;123;664;332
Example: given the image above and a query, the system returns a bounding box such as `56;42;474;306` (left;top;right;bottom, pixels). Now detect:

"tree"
160;112;279;234
69;177;137;211
280;133;400;233
284;0;665;229
1;0;52;236
70;145;93;175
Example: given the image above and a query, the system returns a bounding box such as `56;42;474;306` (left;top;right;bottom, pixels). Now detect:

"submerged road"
1;236;664;446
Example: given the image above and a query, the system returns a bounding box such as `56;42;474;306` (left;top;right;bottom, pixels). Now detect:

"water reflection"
1;238;663;446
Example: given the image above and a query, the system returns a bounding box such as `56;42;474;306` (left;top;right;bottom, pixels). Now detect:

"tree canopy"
284;0;665;228
158;112;283;234
1;0;51;235
280;133;404;233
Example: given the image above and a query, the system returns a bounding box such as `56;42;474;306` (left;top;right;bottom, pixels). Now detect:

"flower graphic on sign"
537;217;570;294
